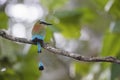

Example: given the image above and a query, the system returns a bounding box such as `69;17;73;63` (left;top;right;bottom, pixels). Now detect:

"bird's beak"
39;21;52;25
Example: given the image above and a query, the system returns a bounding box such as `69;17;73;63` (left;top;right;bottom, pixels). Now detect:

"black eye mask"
39;21;52;25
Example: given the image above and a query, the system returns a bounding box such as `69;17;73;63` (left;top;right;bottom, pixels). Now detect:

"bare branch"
0;30;120;64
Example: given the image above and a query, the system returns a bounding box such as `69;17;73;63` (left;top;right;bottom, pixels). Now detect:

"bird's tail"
37;42;41;53
39;61;44;70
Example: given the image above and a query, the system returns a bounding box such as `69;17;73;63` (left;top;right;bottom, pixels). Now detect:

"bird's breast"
33;25;41;33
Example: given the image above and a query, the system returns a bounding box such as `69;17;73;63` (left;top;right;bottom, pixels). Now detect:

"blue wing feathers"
32;35;45;40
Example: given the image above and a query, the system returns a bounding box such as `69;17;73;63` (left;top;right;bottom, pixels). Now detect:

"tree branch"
0;30;120;64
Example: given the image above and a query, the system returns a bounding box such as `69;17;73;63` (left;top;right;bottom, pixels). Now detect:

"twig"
0;30;120;64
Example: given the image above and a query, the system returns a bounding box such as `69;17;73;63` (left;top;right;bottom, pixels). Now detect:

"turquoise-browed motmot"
32;20;52;70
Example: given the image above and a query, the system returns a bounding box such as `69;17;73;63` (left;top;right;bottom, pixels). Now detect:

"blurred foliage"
0;12;8;29
0;0;120;80
54;9;81;38
111;53;120;80
0;39;40;80
40;0;68;10
96;0;120;80
109;0;120;19
101;32;120;57
112;21;120;33
75;62;91;77
93;0;108;9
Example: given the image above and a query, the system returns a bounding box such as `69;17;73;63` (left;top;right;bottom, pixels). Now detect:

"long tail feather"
39;61;44;70
37;42;41;53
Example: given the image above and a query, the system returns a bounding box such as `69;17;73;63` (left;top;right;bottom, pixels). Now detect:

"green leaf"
54;9;82;38
111;54;120;80
58;24;80;38
111;21;120;33
92;0;109;9
40;0;68;10
45;26;54;41
0;12;8;29
75;62;91;77
100;31;120;70
101;32;120;56
109;0;120;19
80;7;97;24
55;9;82;24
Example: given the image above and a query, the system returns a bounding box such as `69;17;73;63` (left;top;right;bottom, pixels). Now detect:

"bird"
31;20;52;70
